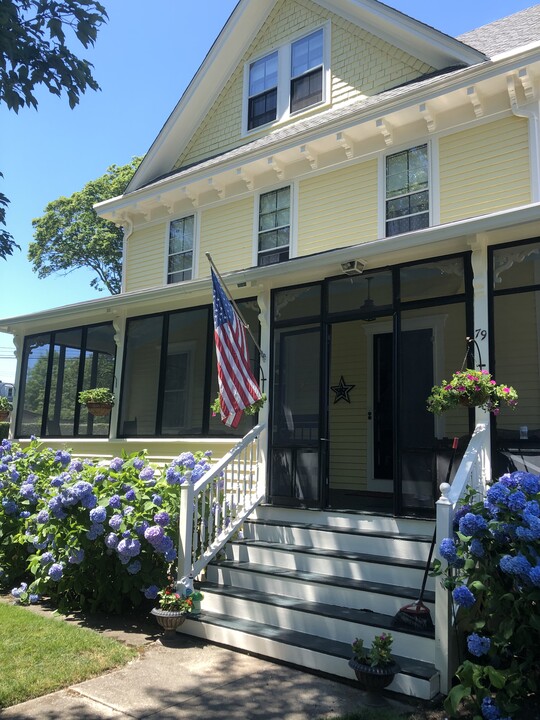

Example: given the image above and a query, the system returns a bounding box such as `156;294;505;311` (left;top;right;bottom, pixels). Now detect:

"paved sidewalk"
0;602;414;719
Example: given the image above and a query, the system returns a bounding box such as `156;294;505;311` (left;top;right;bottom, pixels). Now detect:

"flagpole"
206;252;266;362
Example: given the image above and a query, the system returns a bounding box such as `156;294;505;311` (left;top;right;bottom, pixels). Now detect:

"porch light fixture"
340;259;366;276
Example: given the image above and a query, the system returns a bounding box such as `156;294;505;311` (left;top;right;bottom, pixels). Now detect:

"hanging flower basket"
348;657;399;691
86;402;113;417
427;369;518;415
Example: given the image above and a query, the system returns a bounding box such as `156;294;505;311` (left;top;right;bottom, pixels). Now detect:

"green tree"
29;158;142;294
0;0;108;259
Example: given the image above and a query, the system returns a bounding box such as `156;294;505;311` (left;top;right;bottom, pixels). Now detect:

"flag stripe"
211;269;262;428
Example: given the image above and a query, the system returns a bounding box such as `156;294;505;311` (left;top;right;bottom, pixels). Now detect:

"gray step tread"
201;581;435;638
246;517;434;543
214;556;435;604
186;609;437;681
235;537;433;571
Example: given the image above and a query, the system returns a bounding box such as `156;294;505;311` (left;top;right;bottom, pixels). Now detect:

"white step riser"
244;524;432;562
224;545;435;592
181;618;438;701
207;565;434;616
253;506;435;537
200;592;435;663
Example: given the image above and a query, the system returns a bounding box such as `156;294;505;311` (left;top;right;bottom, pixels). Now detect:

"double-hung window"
246;27;327;132
290;29;323;113
258;187;290;266
168;215;194;284
385;145;429;237
248;52;278;130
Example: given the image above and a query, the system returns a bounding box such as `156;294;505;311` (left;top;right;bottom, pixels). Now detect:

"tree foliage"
0;0;108;259
29;158;142;294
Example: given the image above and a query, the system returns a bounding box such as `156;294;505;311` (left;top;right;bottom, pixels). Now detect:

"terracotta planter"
0;410;9;422
151;607;187;634
348;657;399;691
86;402;113;417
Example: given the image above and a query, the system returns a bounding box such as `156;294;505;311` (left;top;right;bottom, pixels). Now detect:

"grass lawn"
0;602;138;709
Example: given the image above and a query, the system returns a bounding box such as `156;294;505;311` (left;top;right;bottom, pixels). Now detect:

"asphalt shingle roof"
458;4;540;57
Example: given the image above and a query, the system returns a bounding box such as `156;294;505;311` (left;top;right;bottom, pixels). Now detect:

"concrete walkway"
0;602;415;719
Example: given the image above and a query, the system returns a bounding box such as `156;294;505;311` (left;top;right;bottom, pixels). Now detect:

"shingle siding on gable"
439;115;531;224
298;160;378;256
175;0;434;170
125;224;166;293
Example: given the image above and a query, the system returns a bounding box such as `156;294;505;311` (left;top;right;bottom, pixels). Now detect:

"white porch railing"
434;422;490;694
176;423;266;593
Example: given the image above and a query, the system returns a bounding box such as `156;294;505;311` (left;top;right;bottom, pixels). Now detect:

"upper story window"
290;30;323;113
168;215;194;284
258;186;290;267
248;52;278;130
385;144;429;237
245;27;327;133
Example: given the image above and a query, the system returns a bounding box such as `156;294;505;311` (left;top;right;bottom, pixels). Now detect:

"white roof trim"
126;0;486;194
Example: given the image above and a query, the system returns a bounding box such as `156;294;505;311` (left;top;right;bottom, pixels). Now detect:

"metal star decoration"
331;376;355;404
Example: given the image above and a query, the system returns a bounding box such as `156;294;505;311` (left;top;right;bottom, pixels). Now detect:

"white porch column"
469;234;492;485
435;484;456;695
110;313;126;440
257;289;271;499
9;331;23;439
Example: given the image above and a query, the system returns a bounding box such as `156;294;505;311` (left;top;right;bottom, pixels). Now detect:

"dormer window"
244;26;328;134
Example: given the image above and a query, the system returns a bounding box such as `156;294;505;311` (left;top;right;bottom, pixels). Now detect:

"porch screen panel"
120;316;163;436
16;334;51;437
47;328;82;436
399;304;468;512
161;308;208;435
270;324;320;504
78;324;116;436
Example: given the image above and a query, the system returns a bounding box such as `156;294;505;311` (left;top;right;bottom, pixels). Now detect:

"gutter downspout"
507;74;540;202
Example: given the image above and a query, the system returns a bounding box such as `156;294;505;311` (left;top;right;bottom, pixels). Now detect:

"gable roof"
125;0;486;195
458;4;540;57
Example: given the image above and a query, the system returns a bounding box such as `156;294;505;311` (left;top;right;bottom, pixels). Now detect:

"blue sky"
0;0;535;382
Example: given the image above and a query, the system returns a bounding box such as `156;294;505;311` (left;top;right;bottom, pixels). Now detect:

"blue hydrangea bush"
0;438;211;614
438;470;540;719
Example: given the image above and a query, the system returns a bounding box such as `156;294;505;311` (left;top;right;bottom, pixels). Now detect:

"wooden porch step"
181;609;439;700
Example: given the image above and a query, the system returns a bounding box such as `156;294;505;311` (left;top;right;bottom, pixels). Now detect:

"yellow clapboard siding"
440;116;530;224
125;224;166;292
176;0;433;169
199;197;254;275
298;161;378;256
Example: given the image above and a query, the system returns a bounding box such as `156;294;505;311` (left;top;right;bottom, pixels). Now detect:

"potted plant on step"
151;584;193;634
78;388;115;417
0;396;12;422
426;369;518;415
348;632;400;691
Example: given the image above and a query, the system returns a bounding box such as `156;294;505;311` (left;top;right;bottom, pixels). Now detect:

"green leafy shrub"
0;438;212;614
438;471;540;719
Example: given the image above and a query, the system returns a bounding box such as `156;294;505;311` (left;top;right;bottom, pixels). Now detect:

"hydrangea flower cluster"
439;470;540;719
0;437;209;615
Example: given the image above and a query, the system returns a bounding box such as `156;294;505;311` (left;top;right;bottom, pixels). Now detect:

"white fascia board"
307;0;486;68
126;0;274;193
4;203;540;334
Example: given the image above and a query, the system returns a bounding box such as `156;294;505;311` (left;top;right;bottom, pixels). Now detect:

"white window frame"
378;140;437;239
242;22;330;136
165;213;198;285
253;182;298;267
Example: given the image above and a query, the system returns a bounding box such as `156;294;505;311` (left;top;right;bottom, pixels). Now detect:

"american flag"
211;269;262;427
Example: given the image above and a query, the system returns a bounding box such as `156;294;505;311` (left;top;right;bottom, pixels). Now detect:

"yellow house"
2;0;540;700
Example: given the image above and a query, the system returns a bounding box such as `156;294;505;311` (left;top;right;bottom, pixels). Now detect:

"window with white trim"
385;144;429;237
168;215;194;284
258;186;290;266
245;27;327;132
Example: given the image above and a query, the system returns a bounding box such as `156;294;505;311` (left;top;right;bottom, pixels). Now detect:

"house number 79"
475;329;487;341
